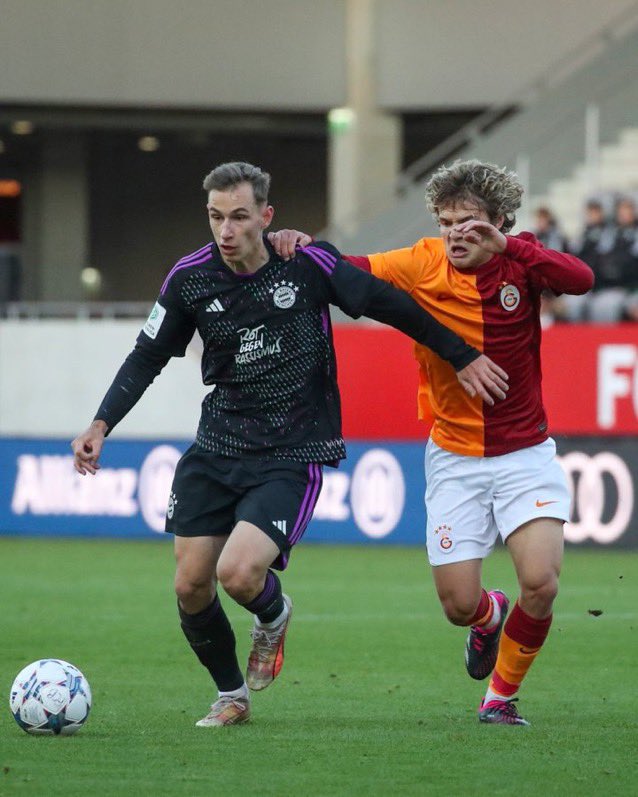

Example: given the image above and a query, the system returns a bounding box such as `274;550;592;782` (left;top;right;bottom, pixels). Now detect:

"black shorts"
165;444;324;570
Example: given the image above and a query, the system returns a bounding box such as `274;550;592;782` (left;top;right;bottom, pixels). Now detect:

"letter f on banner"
597;344;637;429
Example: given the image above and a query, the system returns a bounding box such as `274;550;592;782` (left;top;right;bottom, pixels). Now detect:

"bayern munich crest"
499;283;521;311
270;281;299;309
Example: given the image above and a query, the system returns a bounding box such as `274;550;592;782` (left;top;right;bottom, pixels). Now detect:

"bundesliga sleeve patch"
143;302;167;339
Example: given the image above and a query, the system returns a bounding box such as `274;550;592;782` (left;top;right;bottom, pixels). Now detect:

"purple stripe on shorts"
290;463;323;545
291;463;318;538
160;252;212;295
300;246;336;275
291;465;323;544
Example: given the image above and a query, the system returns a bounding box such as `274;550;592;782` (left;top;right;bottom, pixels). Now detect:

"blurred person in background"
70;161;507;729
531;207;570;326
572;198;607;269
271;159;594;726
561;195;638;322
557;198;607;322
594;195;638;321
532;206;569;252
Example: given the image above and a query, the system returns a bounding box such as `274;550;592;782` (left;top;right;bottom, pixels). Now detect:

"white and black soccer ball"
9;659;92;735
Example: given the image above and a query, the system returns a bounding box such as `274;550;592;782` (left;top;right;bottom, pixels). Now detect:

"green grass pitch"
1;538;636;797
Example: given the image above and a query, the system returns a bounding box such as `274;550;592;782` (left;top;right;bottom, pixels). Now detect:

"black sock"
242;570;285;624
178;595;244;692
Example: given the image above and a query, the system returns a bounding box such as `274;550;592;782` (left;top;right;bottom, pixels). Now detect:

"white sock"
483;686;512;705
255;602;289;630
218;683;249;700
482;594;502;633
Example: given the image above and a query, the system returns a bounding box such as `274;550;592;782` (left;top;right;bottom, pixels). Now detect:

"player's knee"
440;595;478;626
217;559;262;603
174;573;213;608
521;573;559;612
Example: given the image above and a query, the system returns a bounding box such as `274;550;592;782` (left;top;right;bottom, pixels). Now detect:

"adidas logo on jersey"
205;299;224;313
273;520;287;535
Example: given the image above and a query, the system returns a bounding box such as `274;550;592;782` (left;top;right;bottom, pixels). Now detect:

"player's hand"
457;355;509;406
268;229;313;260
71;420;108;475
454;220;507;255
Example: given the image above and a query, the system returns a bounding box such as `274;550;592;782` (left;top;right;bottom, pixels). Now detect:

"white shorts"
425;437;571;566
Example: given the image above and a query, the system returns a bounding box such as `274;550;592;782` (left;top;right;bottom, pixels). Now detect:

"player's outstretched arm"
451;223;594;294
300;242;509;404
71;420;108;475
503;232;594;294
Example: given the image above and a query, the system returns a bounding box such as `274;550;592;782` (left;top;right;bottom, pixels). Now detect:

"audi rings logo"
558;451;634;544
350;449;405;538
138;445;182;533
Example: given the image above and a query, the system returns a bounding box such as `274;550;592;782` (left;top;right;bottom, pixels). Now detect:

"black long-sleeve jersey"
95;240;479;465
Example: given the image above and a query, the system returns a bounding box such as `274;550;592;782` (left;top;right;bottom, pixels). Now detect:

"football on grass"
9;659;92;735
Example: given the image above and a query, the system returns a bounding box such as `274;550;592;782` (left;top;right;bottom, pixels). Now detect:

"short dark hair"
202;161;271;204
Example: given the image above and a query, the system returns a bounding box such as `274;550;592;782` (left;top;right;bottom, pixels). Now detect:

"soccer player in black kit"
71;162;508;727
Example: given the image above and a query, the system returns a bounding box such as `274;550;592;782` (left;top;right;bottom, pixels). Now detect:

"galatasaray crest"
499;283;520;312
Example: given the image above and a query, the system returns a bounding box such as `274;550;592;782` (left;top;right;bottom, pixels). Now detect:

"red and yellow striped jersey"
348;233;594;457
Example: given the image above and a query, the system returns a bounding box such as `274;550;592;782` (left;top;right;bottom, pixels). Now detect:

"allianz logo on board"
8;446;635;544
9;446;407;538
11;446;181;533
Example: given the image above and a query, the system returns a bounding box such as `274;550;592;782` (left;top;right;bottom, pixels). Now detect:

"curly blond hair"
424;159;523;233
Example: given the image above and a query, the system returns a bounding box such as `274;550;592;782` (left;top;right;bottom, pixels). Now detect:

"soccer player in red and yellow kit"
270;160;594;726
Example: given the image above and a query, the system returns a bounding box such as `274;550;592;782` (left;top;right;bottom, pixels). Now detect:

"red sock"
468;589;493;627
488;601;552;698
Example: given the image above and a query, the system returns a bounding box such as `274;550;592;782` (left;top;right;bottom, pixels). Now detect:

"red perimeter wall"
334;323;638;440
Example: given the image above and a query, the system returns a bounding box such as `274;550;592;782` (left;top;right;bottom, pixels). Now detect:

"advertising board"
2;436;635;548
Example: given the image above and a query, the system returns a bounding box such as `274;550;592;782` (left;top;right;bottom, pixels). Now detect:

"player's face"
207;182;274;269
438;201;502;269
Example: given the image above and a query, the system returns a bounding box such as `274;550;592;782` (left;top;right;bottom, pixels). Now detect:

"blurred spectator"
591;196;638;321
557;196;638;322
571;199;606;270
532;206;569;251
610;197;638;321
532;207;569;326
558;199;607;322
